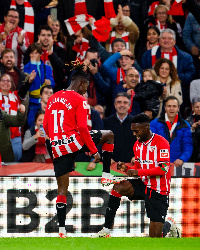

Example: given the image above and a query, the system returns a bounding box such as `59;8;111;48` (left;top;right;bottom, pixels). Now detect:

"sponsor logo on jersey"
51;136;74;147
135;158;153;164
160;149;169;158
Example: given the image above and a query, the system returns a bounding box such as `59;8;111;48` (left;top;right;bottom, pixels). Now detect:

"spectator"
134;69;164;119
0;73;33;161
93;104;105;120
0;8;30;70
182;12;200;78
150;96;193;176
24;42;55;128
105;5;139;55
22;110;52;162
186;97;200;163
136;26;160;64
184;0;200;25
190;78;200;103
114;68;141;116
5;0;52;43
24;24;66;92
103;92;136;163
0;104;26;162
141;29;196;115
47;15;66;49
154;57;182;116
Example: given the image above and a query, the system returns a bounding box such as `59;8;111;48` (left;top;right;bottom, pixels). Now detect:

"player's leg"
149;221;163;238
56;173;69;238
92;180;134;237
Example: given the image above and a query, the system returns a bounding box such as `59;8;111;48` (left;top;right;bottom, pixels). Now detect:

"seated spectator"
114;68;141;116
105;5;139;55
93;104;105;120
47;15;66;49
0;8;30;70
136;26;160;64
182;12;200;78
0;73;33;161
5;0;52;44
0;104;26;162
22;110;52;162
154;57;183;116
24;42;55;128
150;96;193;176
103;92;136;163
190;78;200;103
186;97;200;163
141;29;196;115
134;69;164;120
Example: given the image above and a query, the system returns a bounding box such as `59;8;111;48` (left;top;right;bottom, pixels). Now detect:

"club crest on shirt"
150;146;156;152
83;101;88;109
160;149;169;158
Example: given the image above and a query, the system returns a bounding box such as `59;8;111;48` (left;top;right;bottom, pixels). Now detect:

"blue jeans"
11;136;22;162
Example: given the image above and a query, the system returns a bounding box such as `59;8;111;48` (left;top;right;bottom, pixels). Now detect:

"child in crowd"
134;69;164;120
22;110;52;163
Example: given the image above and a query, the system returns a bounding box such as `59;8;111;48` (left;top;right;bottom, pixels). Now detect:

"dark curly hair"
153;58;180;86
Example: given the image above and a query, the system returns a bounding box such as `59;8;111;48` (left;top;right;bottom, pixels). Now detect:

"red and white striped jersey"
43;90;98;159
133;133;171;195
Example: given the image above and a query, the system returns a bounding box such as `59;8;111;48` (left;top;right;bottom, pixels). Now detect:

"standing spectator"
141;29;196;115
182;12;200;78
154;57;182;116
22;110;52;162
150;96;193;176
105;5;139;55
24;42;55;128
186;97;200;163
0;8;30;70
5;0;52;43
103;92;136;164
0;104;26;162
0;73;32;161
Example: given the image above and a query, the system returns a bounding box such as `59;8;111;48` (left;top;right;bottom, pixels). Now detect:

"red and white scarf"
72;37;90;62
41;49;52;68
74;0;116;19
10;0;34;44
151;44;177;68
0;91;21;138
149;19;167;31
109;30;129;52
117;66;139;85
165;112;178;137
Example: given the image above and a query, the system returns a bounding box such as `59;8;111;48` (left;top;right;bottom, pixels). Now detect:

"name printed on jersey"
135;158;153;164
47;97;72;110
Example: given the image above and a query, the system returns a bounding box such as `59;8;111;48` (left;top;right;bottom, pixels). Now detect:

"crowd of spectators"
0;0;200;171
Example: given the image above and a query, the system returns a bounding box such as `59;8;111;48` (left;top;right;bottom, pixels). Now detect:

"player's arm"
76;100;98;155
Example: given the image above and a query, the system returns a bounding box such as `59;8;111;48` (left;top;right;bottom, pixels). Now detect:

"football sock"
102;143;114;173
162;221;171;237
104;190;122;229
56;195;67;228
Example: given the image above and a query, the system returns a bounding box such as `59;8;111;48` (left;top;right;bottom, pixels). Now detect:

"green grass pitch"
0;237;200;250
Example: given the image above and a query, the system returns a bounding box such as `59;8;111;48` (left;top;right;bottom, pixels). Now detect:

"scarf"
10;0;34;44
109;30;129;52
74;0;116;19
41;49;52;68
151;44;177;68
167;0;184;16
165;112;178;137
0;91;21;138
72;37;90;62
117;66;139;85
149;19;167;31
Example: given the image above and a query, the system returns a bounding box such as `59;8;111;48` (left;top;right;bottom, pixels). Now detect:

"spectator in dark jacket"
186;97;200;163
141;29;196;115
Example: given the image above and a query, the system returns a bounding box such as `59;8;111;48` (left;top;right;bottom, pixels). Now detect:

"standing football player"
43;70;122;238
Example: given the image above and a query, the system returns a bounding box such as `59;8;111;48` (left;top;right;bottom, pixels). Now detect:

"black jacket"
186;113;200;162
134;80;163;118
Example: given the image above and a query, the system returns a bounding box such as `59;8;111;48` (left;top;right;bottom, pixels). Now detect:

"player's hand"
174;159;183;167
18;104;25;114
127;169;138;177
34;129;44;140
120;49;133;57
191;46;199;56
117;162;127;172
93;152;101;163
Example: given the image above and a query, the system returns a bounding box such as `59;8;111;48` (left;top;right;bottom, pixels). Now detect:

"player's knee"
113;181;132;196
106;130;114;143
